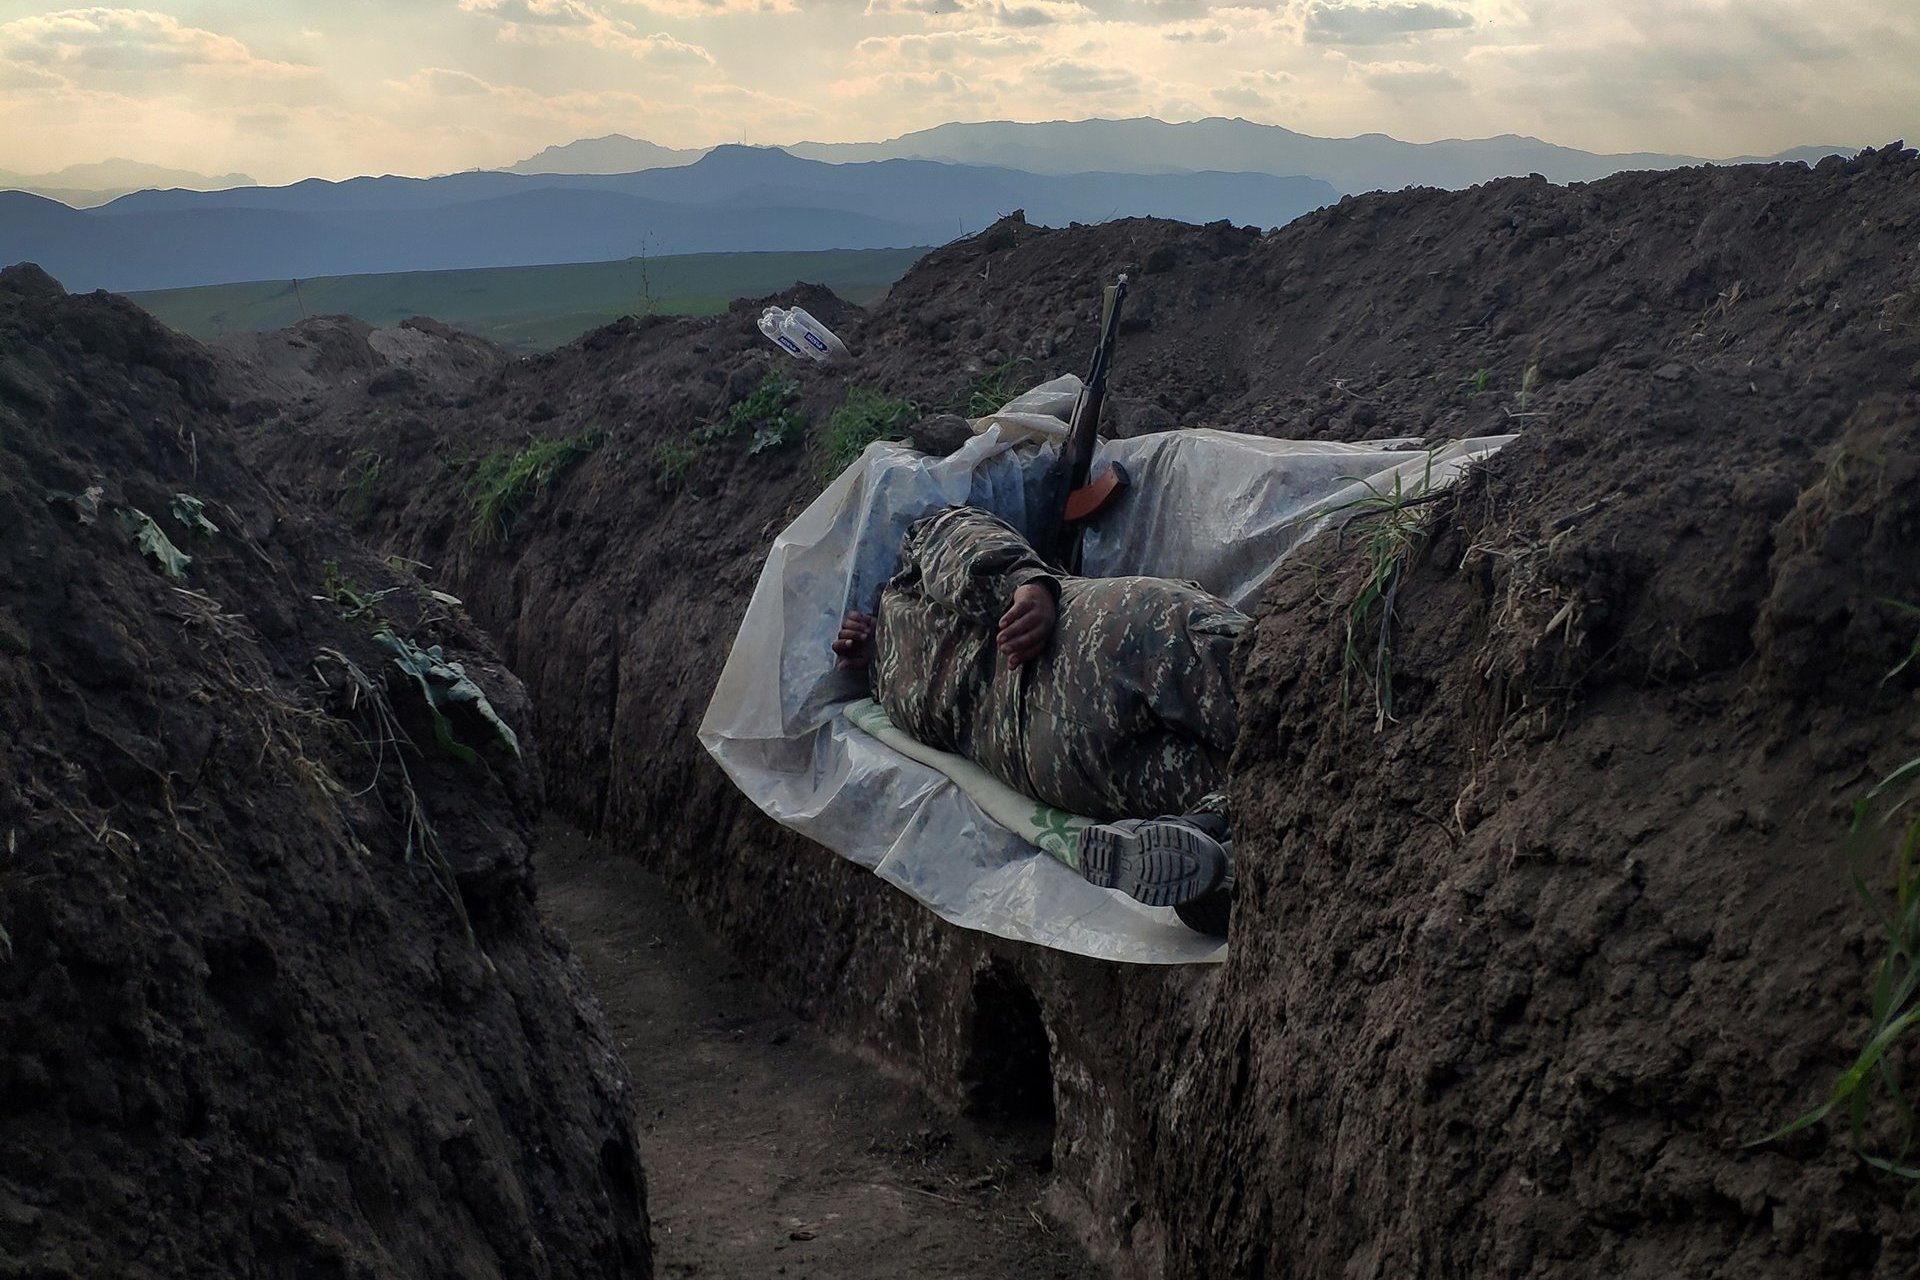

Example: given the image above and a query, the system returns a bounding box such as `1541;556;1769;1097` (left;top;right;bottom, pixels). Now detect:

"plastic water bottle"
759;306;806;358
782;306;850;362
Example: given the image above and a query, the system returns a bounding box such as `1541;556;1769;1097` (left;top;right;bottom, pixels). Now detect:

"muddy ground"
0;267;648;1277
23;141;1920;1277
537;820;1093;1279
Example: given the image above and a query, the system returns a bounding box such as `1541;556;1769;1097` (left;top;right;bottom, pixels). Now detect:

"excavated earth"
117;144;1920;1275
0;267;649;1278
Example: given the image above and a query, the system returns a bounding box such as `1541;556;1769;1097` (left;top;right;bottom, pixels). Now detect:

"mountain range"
1;117;1858;294
519;117;1856;195
0;158;256;208
505;135;704;175
0;146;1335;293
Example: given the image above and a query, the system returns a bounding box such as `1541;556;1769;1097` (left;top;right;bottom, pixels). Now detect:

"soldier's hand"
834;611;877;670
997;583;1056;669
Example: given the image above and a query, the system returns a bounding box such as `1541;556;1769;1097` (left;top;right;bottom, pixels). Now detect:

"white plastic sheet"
699;383;1513;964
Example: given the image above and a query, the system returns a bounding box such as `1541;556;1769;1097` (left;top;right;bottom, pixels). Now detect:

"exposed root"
315;647;494;971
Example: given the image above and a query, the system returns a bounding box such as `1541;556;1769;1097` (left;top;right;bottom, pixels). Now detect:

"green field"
128;248;929;352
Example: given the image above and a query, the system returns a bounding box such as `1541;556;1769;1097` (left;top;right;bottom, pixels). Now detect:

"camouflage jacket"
870;506;1244;821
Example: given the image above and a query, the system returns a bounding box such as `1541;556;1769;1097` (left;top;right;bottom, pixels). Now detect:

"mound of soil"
228;146;1920;1275
214;313;509;409
0;266;649;1278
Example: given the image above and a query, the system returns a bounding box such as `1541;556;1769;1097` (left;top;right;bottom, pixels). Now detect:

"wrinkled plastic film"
700;388;1513;964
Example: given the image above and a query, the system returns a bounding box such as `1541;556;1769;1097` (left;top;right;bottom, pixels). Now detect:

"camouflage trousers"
871;506;1246;823
1014;573;1243;820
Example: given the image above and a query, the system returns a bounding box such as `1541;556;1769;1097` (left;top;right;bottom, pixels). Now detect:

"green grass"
128;248;926;353
337;447;382;524
1761;752;1920;1178
817;387;918;480
698;371;806;455
652;439;699;492
1304;453;1447;731
320;559;398;621
469;429;605;543
946;356;1035;418
1760;611;1920;1180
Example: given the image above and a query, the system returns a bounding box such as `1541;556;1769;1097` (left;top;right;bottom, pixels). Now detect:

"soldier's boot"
1077;814;1230;910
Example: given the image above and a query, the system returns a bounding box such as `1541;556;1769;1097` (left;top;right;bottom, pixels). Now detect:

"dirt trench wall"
236;147;1920;1276
0;268;650;1279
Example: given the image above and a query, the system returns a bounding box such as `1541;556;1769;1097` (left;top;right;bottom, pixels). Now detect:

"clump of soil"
225;145;1920;1276
0;265;649;1278
214;312;509;409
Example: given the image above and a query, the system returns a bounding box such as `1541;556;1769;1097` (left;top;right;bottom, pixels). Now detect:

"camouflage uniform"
870;506;1245;822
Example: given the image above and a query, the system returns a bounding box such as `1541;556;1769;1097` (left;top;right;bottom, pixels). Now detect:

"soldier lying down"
832;505;1244;936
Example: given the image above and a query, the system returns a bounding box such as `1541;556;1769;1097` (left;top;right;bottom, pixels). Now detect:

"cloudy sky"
0;1;1913;183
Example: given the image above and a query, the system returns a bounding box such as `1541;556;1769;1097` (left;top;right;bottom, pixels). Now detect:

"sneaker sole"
1080;823;1226;908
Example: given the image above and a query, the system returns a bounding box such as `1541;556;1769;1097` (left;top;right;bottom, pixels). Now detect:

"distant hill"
2;147;1336;292
127;247;923;352
779;117;1859;194
0;158;255;208
506;134;706;174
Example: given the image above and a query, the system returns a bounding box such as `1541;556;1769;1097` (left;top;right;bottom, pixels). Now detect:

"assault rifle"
1030;274;1129;574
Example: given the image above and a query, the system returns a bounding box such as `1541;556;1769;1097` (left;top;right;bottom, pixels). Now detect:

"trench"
533;819;1094;1279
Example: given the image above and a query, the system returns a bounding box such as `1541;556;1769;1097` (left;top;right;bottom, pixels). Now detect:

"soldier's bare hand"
997;583;1056;669
834;610;877;670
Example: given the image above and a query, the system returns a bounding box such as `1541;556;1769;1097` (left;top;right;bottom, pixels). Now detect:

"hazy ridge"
514;117;1855;194
0;146;1335;292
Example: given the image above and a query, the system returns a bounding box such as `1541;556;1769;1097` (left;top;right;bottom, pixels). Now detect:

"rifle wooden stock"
1034;276;1128;572
1065;461;1130;523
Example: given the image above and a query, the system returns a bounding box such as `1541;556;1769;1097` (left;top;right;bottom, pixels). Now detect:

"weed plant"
338;448;382;524
320;559;398;620
316;645;490;967
653;439;699;492
947;357;1034;418
1303;453;1446;731
1763;625;1920;1180
1457;368;1494;396
700;372;808;455
818;388;918;479
468;429;605;543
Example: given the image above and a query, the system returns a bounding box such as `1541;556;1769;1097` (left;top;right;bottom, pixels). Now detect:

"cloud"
1164;25;1230;42
1212;84;1271;109
415;66;495;95
1462;0;1901;150
863;0;970;15
1347;57;1466;95
861;0;1085;21
1125;0;1217;23
854;28;1043;62
458;0;598;25
1304;2;1472;46
462;0;717;64
0;59;63;90
1206;63;1293;111
832;67;971;98
0;8;314;76
1032;55;1140;95
621;30;716;64
995;2;1091;27
612;0;797;18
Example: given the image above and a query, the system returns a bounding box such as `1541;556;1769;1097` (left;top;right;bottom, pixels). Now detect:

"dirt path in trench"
535;821;1099;1280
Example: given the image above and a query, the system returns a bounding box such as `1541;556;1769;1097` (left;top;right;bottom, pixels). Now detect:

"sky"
0;1;1914;183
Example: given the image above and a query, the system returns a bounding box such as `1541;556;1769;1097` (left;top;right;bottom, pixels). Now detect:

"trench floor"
536;821;1099;1280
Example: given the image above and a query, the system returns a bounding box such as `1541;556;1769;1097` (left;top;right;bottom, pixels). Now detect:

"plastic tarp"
699;376;1514;964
